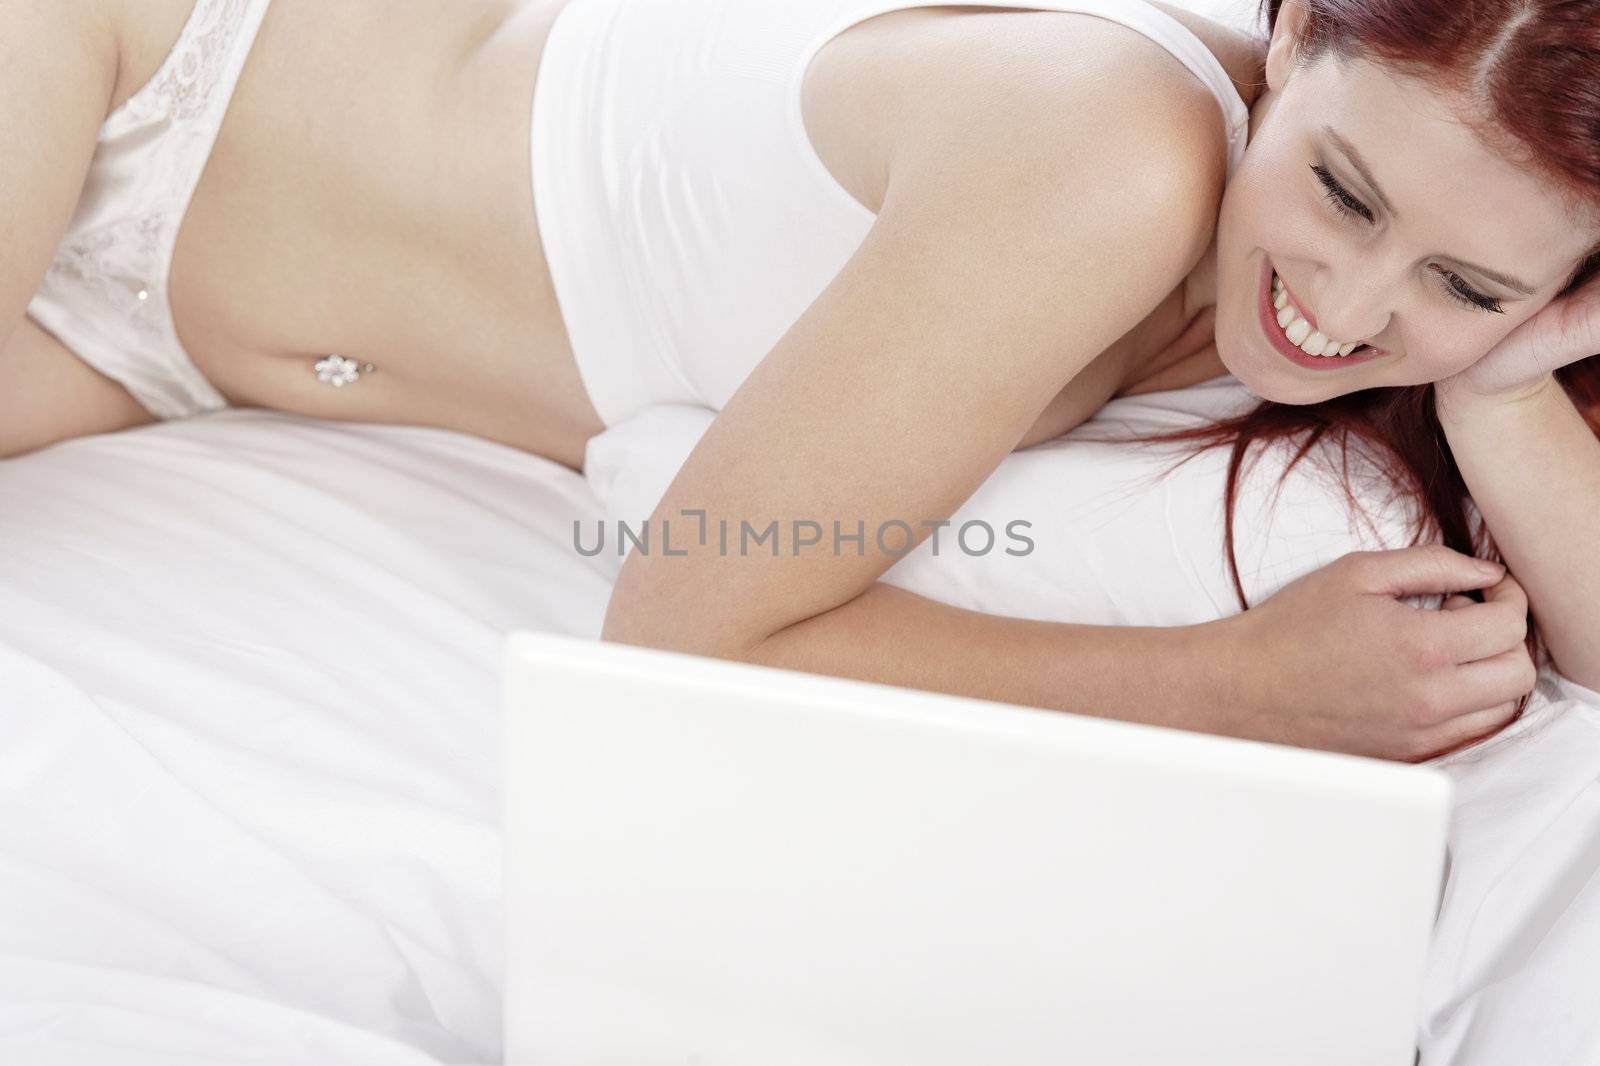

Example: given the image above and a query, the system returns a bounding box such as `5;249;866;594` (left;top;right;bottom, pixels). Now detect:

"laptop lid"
503;630;1451;1065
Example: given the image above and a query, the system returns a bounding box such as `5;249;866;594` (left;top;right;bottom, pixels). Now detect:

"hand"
1215;544;1537;762
1436;270;1600;409
1423;570;1534;759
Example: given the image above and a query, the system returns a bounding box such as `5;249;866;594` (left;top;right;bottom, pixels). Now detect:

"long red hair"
1113;0;1600;740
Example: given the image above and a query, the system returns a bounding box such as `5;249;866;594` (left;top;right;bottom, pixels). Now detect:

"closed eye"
1311;163;1373;223
1308;164;1506;314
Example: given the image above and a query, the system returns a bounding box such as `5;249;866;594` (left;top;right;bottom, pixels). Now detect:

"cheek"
1396;322;1504;382
1215;168;1263;252
1218;153;1327;271
1213;175;1274;296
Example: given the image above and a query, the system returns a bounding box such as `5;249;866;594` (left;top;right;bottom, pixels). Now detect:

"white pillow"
581;375;1433;628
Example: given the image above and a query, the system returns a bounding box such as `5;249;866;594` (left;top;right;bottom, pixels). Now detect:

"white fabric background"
0;411;617;1064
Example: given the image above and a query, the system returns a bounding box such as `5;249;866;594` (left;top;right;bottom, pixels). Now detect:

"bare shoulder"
944;9;1230;181
904;10;1232;272
810;5;1234;259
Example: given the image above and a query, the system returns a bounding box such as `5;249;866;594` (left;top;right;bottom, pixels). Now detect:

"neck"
1114;239;1227;399
1182;236;1220;321
1114;33;1264;399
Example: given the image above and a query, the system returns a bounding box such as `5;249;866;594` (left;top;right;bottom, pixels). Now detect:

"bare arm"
602;46;1229;700
0;2;143;456
0;1;118;332
0;314;157;458
1436;374;1600;692
747;579;1245;737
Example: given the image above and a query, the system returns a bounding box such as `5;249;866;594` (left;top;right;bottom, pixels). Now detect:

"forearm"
743;579;1244;738
1437;374;1600;690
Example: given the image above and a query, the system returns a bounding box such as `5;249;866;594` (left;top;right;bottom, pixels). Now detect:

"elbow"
599;566;770;663
597;578;669;650
599;604;768;664
598;594;677;652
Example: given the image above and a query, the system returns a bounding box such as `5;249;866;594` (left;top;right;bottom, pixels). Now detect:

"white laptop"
502;630;1452;1066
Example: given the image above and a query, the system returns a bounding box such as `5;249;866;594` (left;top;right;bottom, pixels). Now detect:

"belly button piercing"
313;353;378;387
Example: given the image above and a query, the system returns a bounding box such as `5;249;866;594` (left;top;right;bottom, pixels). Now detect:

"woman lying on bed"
5;0;1598;764
590;0;1600;764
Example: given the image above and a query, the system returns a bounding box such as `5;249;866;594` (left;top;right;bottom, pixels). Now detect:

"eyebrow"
1321;124;1539;296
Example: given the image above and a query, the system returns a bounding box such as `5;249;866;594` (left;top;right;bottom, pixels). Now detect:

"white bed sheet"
0;410;619;1065
4;388;1597;1065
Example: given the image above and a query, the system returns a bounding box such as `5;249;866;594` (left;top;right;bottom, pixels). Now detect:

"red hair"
1112;0;1600;750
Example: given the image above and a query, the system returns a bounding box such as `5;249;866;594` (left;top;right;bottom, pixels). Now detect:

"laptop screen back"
503;631;1450;1066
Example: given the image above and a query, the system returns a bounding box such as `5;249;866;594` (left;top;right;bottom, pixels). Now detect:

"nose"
1307;266;1392;345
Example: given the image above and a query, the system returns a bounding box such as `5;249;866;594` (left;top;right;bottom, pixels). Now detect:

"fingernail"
1477;560;1505;575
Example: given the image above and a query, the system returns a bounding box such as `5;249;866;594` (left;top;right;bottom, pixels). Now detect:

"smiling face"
1211;0;1600;403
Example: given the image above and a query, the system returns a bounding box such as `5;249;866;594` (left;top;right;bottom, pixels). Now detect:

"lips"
1257;256;1383;371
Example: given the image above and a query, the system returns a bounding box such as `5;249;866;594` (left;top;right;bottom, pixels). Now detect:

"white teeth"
1269;271;1365;357
1300;330;1329;355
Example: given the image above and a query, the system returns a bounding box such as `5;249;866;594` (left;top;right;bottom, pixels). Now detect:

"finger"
1416;701;1521;759
1425;647;1538;724
1352;544;1505;598
1547;275;1600;372
1481;570;1529;615
1421;597;1530;662
1440;593;1475;611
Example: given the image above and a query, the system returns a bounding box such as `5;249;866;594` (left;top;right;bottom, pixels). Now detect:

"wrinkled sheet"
0;410;619;1065
3;392;1596;1066
1421;673;1600;1066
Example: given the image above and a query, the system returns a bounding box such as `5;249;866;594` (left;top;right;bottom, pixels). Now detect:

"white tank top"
27;0;272;420
532;0;1252;429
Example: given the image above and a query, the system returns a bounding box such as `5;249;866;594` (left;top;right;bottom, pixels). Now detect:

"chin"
1224;362;1299;404
1214;323;1296;405
1217;308;1369;407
